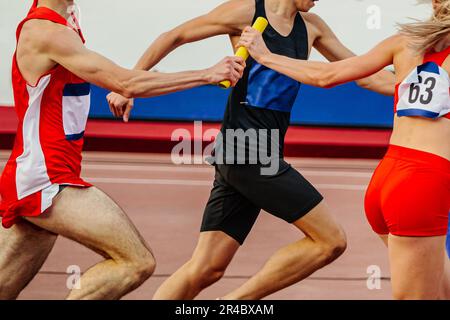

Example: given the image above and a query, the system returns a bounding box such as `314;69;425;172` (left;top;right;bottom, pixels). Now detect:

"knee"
187;260;227;289
124;253;156;287
318;228;347;264
135;254;157;282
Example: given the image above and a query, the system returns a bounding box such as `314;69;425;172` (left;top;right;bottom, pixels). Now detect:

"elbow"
316;78;333;88
355;78;371;90
313;71;337;88
118;79;138;99
160;30;183;48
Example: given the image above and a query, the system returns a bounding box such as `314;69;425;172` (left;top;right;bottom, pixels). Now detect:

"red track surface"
0;106;392;158
0;151;392;300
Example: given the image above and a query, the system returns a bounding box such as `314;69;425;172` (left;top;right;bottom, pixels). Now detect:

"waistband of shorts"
385;144;450;171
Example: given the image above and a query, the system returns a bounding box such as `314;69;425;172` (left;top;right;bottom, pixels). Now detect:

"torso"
390;39;450;160
217;0;309;163
3;4;91;201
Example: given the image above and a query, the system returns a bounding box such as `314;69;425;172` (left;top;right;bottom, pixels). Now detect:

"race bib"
397;62;450;118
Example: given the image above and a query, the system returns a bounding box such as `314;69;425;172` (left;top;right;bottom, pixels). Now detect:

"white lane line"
315;184;367;191
87;177;212;186
86;177;367;191
301;171;372;178
0;162;373;178
79;164;372;178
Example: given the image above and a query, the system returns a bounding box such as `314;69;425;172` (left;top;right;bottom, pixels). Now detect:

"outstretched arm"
107;0;253;120
305;13;396;95
40;22;244;99
133;0;253;71
238;27;398;89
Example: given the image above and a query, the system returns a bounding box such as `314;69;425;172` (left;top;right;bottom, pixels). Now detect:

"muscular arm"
308;13;396;96
133;0;253;71
239;28;397;89
38;22;242;98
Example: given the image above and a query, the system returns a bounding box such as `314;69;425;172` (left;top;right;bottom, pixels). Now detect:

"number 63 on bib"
397;61;450;119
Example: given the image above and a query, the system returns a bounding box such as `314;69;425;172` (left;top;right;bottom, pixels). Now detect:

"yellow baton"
219;17;269;89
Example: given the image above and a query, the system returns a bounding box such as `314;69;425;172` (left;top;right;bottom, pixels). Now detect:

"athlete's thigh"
191;231;241;270
0;219;57;295
291;200;345;243
201;167;261;245
388;234;446;298
25;186;152;261
230;161;324;225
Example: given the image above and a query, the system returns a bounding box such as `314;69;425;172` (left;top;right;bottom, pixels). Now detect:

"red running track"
0;151;392;300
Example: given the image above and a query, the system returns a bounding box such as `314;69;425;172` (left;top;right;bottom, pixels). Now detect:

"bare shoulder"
299;12;332;39
20;19;75;50
20;19;82;54
300;12;329;30
301;12;325;25
221;0;255;12
213;0;255;31
384;33;408;54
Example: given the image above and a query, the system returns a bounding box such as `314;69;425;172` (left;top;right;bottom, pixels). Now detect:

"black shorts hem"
285;194;324;224
200;226;246;246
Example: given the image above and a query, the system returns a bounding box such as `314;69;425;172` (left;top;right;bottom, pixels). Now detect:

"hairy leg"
26;186;155;300
0;219;57;299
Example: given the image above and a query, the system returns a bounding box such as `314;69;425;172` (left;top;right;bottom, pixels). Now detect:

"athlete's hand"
237;26;271;63
107;92;134;123
205;56;246;87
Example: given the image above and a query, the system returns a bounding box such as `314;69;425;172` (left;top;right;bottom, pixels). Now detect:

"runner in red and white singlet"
0;0;244;300
0;1;92;228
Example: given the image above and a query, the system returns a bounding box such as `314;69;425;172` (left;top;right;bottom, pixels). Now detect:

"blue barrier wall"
90;82;394;128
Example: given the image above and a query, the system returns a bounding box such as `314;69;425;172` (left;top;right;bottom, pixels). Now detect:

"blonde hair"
399;0;450;53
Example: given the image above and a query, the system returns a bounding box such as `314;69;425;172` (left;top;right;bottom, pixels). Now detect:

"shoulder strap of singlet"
253;0;266;23
17;4;85;43
423;46;450;66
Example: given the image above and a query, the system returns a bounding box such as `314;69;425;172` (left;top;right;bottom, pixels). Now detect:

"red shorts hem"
0;182;92;228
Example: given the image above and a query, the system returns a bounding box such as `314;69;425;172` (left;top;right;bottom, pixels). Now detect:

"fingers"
229;69;241;87
236;36;253;49
231;58;245;74
106;92;131;119
236;26;259;49
243;26;254;33
224;57;246;87
123;100;134;123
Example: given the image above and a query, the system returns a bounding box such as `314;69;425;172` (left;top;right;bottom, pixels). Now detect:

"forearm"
354;69;395;96
133;32;179;71
69;51;211;98
260;54;336;87
124;69;210;98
